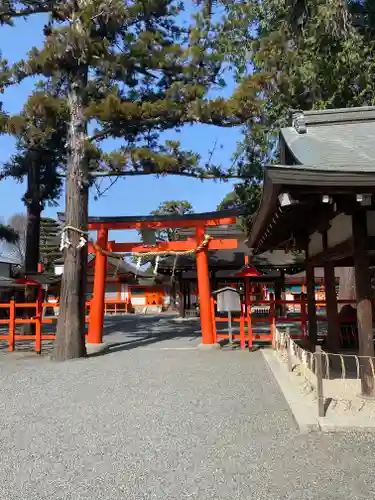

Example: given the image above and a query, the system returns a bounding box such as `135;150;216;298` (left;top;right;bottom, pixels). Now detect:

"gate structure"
86;209;241;348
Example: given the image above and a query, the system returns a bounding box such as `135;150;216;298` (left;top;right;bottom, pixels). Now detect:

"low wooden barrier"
0;299;132;353
103;300;130;315
212;297;362;350
0;300;59;353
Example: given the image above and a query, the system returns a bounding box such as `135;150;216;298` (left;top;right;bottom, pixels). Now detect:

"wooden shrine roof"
248;105;375;253
177;224;244;239
281;106;375;166
159;243;304;276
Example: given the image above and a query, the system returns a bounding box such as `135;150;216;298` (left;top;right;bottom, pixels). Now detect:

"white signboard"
214;287;241;313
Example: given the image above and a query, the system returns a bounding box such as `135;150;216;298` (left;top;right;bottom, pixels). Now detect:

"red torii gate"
86;210;240;347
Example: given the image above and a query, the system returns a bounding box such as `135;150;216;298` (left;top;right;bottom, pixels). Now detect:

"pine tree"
3;89;67;276
0;4;67;278
218;0;375;219
150;200;194;242
0;224;18;245
3;0;263;360
133;199;194;267
40;217;61;271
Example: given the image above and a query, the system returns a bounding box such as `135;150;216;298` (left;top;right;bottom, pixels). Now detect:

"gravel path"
0;316;374;499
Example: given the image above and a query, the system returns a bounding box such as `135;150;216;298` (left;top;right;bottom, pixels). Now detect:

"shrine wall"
327;213;352;248
307;231;322;257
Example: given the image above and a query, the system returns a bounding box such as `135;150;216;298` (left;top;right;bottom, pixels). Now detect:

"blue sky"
0;9;241;242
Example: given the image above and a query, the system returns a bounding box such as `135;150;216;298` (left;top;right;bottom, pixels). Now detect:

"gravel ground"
1;316;375;499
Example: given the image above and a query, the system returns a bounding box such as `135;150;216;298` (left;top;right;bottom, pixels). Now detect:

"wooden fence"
0;299;132;353
212;298;361;350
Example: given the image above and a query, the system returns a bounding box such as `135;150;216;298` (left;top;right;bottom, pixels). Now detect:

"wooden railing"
0;301;60;353
211;298;363;350
0;296;364;354
0;299;132;353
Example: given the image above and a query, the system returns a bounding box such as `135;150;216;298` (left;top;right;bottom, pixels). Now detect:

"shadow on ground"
102;314;202;353
0;314;203;355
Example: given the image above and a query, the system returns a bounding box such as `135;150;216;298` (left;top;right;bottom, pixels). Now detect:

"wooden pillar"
280;270;286;317
352;210;374;397
323;232;340;351
324;261;340;351
195;226;215;344
275;270;285;317
188;283;192;309
306;262;317;346
179;279;185;318
88;228;108;344
274;279;282;317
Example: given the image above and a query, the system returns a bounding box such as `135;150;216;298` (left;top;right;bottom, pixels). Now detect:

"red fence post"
240;300;245;349
210;297;217;343
35;300;42;354
246;281;253;350
270;293;276;346
8;300;15;352
301;299;307;339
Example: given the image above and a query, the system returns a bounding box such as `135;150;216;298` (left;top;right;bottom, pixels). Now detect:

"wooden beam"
307;238;352;266
88;216;237;231
352;209;375;397
88;239;238;254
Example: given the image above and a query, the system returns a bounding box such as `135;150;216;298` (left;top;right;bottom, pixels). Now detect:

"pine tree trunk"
52;70;88;361
24;159;41;274
23;158;41;333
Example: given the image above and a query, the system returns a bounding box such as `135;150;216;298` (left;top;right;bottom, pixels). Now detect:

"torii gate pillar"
195;226;215;345
87;228;108;347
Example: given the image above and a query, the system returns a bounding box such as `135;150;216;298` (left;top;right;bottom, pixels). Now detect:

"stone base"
85;343;109;356
197;343;222;351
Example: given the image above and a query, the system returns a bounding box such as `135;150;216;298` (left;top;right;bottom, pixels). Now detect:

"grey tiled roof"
282;121;375;165
159;245;304;272
0;256;22;265
295;106;375;125
282;105;375;166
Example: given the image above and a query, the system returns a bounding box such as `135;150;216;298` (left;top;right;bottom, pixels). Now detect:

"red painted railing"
0;296;365;353
211;297;363;350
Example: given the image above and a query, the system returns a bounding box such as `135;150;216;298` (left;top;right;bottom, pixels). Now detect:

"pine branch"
0;0;56;23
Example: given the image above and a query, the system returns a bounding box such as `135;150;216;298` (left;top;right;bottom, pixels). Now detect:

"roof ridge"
290;106;375;131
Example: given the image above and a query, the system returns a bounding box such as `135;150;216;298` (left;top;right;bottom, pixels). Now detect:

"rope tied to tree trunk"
60;226;88;251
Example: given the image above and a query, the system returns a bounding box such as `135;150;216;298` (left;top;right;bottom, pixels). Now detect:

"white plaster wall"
327;213;352;248
121;283;129;301
131;297;146;306
308;232;322;257
54;264;64;276
367;211;375;236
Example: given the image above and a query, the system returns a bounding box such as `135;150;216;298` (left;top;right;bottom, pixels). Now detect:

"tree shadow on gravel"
102;315;202;354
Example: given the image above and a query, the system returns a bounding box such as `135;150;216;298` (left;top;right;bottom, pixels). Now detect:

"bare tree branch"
87;170;244;180
93;175;120;198
207;137;218;169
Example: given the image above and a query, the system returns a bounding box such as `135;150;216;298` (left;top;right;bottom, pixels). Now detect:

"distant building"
54;255;171;310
